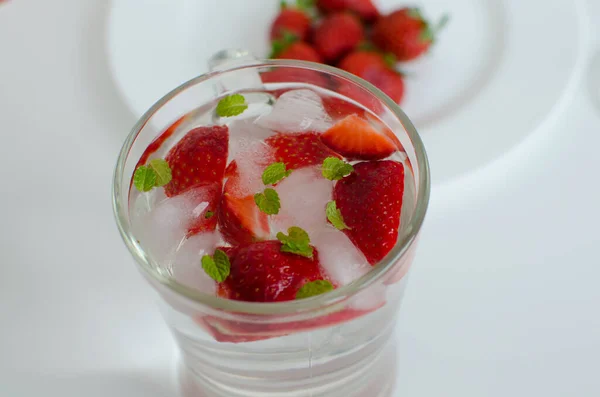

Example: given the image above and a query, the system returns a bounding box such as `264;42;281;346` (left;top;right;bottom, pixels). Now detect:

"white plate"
107;0;587;184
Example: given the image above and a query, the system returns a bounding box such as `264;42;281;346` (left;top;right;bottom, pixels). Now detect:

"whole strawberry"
270;5;312;42
317;0;379;22
333;160;404;264
373;8;448;61
313;13;364;62
338;51;405;103
222;241;327;302
274;41;324;63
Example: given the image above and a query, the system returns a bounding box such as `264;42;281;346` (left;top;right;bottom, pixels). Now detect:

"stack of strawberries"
268;0;448;105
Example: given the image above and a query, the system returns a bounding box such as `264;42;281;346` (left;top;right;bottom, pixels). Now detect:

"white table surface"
1;0;599;396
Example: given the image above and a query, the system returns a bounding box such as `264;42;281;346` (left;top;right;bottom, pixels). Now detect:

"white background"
0;0;599;396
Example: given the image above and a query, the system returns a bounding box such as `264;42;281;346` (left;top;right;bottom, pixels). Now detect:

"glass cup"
113;54;430;397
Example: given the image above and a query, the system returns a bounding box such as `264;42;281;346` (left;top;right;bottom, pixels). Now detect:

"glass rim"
112;59;431;316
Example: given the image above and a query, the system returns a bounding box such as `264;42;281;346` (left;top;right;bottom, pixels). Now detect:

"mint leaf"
277;226;313;258
296;0;316;11
149;159;172;187
322;157;354;180
205;211;214;219
254;188;281;215
262;162;292;185
326;201;350;231
133;166;157;192
201;249;230;282
296;280;334;299
216;94;248;117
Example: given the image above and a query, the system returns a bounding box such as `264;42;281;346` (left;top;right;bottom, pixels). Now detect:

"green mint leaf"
326;201;350;231
277;226;313;258
296;0;315;11
201;249;230;282
383;52;398;68
149;159;172;187
296;280;334;299
262;162;292;185
205;210;214;219
254;188;281;215
322;157;354;180
133;166;157;192
216;94;248;117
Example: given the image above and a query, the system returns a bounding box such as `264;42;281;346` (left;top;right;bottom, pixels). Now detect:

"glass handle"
207;49;264;95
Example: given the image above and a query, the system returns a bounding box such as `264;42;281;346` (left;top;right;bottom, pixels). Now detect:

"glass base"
177;336;397;397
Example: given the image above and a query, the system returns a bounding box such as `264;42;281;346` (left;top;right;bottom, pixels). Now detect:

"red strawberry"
164;126;228;197
218;177;270;246
338;51;405;104
373;8;447;61
334;81;384;114
334;160;404;264
270;8;312;42
221;241;327;302
321;114;397;160
266;132;342;170
317;0;380;22
313;13;364;62
275;41;324;63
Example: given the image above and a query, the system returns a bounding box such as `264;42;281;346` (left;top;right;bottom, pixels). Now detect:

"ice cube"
171;231;222;294
313;227;385;310
271;167;333;239
313;227;371;285
226;140;275;198
255;89;333;133
227;119;274;163
131;186;217;265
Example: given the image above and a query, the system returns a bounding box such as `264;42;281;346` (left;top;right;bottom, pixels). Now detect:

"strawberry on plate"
221;240;327;302
317;0;380;22
321;114;398;160
334;160;405;264
164;125;228;197
373;8;448;62
338;51;405;104
274;41;324;63
270;6;312;42
266;132;342;170
313;13;364;62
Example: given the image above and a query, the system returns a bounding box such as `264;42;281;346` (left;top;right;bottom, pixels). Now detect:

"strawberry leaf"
326;201;350;230
277;226;313;258
254;188;281;215
262;162;292;185
269;31;298;58
201;249;231;282
296;279;334;299
322;157;354;180
216;94;248;117
133;166;157;192
149;159;172;187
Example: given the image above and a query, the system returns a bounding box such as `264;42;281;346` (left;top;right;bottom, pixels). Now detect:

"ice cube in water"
271;166;333;239
255;89;333;133
171;231;221;294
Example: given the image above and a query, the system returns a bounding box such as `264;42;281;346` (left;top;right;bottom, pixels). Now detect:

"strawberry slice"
333;160;404;264
164;126;228;197
266;132;341;170
221;241;328;302
218;189;270;246
321;114;397;160
197;307;374;343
